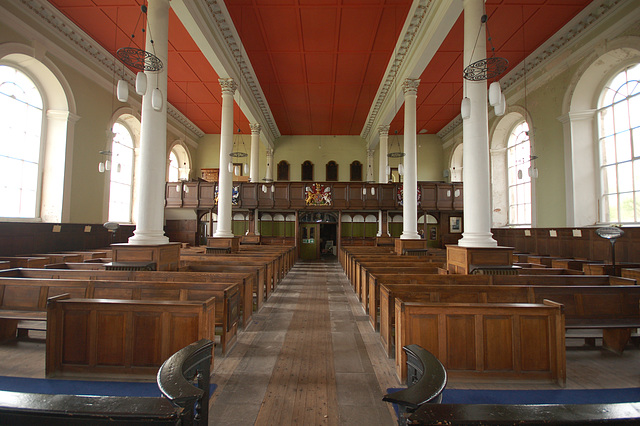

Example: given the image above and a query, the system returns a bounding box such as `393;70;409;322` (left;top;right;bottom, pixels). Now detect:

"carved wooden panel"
453;183;463;210
239;183;258;209
436;183;453;210
379;185;396;209
198;182;216;208
165;183;182;208
332;183;348;209
348;184;364;209
420;182;437;210
289;183;306;209
273;183;290;209
182;182;199;208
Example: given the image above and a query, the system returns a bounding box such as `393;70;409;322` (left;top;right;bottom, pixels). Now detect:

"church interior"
1;0;640;424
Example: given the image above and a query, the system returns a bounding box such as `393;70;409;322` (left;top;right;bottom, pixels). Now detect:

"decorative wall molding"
437;0;626;141
361;0;433;141
17;0;205;139
203;0;281;141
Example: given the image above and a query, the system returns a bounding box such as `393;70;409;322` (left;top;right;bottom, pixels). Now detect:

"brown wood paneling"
332;183;348;209
96;311;126;366
379;185;396;209
198;182;216;208
348;184;364;209
484;316;513;371
453;183;463;210
289;183;306;209
364;184;380;209
520;316;551;371
240;183;258;209
436;183;453;210
420;182;437;210
62;311;89;365
182;182;199;208
445;315;475;370
132;312;163;367
165;183;182;208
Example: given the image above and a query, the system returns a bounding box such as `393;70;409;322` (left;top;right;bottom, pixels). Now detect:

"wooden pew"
0;257;51;268
0;277;240;355
45;262;106;270
0;268;254;329
46;296;216;378
380;283;640;358
394;299;566;384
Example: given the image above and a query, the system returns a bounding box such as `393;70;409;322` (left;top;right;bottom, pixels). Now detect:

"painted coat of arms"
305;183;332;206
397;184;421;206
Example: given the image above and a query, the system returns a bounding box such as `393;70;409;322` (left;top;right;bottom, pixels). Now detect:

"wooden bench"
379;283;640;358
0;277;240;355
0;268;254;330
0;257;51;268
408;402;640;425
394;299;566;384
46;296;216;378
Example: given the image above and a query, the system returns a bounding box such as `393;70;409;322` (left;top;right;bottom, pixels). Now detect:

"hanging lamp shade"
495;93;506;116
117;79;128;102
104;159;111;171
135;72;147;95
489;82;501;106
461;97;471;120
151;88;163;111
228;162;234;173
98;162;105;173
398;163;404;176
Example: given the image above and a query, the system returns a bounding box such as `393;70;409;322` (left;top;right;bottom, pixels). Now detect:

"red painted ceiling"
48;0;591;137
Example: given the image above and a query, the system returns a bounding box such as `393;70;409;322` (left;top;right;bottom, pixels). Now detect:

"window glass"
108;122;135;223
598;63;640;223
507;121;531;226
0;66;43;218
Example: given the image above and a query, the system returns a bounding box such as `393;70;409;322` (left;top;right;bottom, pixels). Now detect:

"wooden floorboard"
0;257;640;425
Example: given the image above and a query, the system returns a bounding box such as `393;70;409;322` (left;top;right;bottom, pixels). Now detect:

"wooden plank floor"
0;256;640;425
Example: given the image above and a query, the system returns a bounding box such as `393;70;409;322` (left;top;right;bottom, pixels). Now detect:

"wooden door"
300;224;319;260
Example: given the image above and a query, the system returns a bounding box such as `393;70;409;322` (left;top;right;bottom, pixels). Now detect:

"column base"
457;231;498;248
128;230;170;246
400;232;421;240
376;236;394;246
213;230;235;238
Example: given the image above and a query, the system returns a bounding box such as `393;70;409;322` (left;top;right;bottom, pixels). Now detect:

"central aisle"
209;258;398;425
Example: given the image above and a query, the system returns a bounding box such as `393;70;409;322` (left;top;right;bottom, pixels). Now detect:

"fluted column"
265;149;274;182
128;0;170;245
458;0;497;247
213;78;237;238
400;78;420;240
378;125;389;183
250;123;261;182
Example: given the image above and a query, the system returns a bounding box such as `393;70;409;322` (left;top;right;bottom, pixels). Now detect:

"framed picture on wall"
449;217;462;233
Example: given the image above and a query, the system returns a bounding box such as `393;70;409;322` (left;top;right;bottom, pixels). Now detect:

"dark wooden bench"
394;299;566;384
0;339;213;425
383;344;446;425
408;402;640;425
46;296;216;378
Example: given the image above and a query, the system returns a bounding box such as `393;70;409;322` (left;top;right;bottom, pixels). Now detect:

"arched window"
597;63;640;223
168;143;190;182
277;160;289;181
350;160;362;181
507;121;532;226
301;160;313;181
108;121;135;223
326;160;338;181
0;65;43;218
450;143;463;182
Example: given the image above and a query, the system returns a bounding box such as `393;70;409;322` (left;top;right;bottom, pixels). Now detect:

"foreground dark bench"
0;339;213;425
408;401;640;425
383;344;446;426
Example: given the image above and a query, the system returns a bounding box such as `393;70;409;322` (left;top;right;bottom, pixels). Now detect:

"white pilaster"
250;123;261;182
265;149;274;182
366;149;375;182
378;125;389;183
129;0;170;245
458;0;497;248
213;77;237;238
254;208;260;235
400;79;420;240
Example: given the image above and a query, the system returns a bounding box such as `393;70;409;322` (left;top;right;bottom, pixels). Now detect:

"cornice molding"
202;0;281;141
16;0;205;139
361;0;433;141
436;0;626;141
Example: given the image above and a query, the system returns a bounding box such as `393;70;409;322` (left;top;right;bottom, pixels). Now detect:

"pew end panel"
394;300;566;386
45;297;216;379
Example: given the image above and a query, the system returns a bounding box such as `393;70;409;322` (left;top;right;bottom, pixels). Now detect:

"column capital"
402;78;420;95
367;149;374;157
250;123;262;134
219;78;237;95
557;109;596;124
378;124;390;137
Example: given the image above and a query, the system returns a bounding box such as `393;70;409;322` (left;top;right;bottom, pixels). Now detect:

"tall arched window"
168;143;190;182
0;65;43;218
108;122;135;222
301;160;313;181
168;151;179;182
507;121;532;226
597;63;640;223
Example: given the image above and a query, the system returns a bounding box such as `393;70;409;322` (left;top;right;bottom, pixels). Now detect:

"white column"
378;125;389;183
213;78;237;238
250;123;261;182
265;149;274;182
366;149;375;182
129;0;170;245
400;78;420;240
458;0;497;248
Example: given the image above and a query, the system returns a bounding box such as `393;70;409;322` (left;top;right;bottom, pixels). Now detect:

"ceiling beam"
361;0;462;149
171;0;279;149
